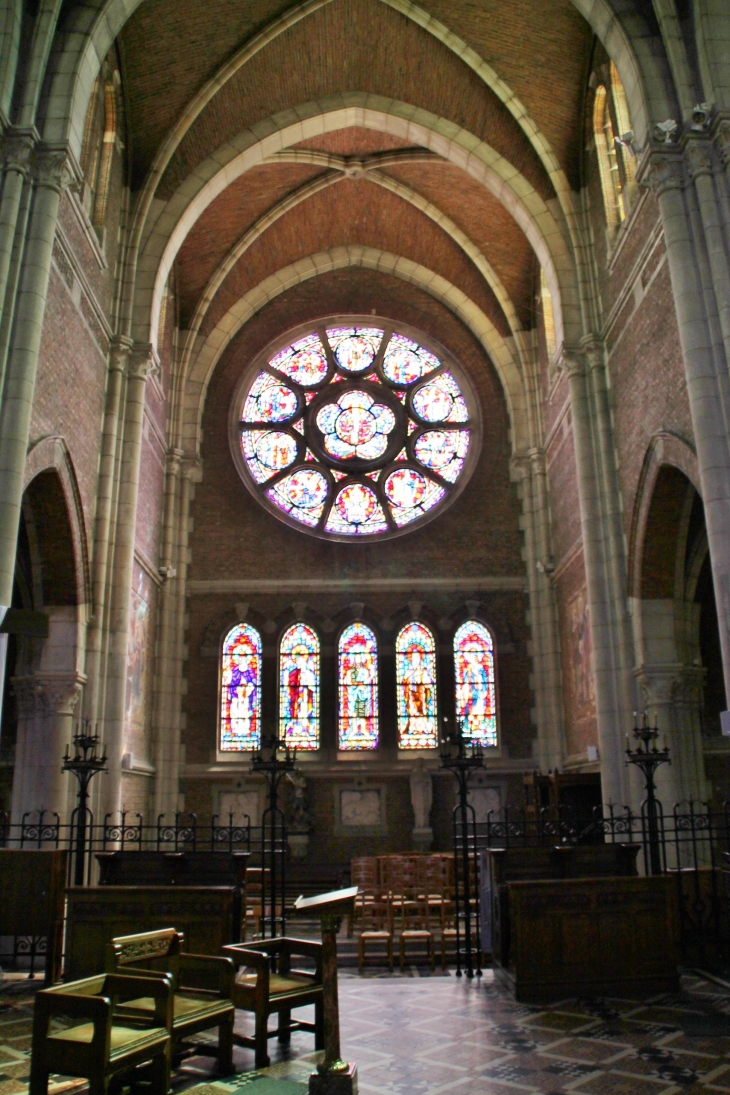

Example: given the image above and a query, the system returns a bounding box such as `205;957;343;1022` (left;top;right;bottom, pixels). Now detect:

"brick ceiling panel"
382;162;537;328
157;0;552;200
120;0;289;190
195;177;512;339
402;0;594;190
293;127;417;156
175;162;327;326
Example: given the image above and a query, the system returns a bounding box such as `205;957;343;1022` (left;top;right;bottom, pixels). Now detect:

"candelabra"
62;720;107;885
439;721;484;977
625;711;670;875
250;732;297;937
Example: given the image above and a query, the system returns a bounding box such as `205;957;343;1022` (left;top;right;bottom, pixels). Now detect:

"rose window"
230;317;480;540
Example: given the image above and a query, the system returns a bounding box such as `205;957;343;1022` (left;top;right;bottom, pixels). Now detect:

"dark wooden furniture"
96;850;248;938
105;928;235;1075
30;972;173;1095
493;874;679;1001
64;886;238;980
0;849;68;983
223;938;324;1068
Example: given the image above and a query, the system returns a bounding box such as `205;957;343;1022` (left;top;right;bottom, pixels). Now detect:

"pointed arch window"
279;623;320;750
338;623;379;750
80;65;118;231
593;64;636;235
396;622;438;749
454;621;498;747
220;623;262;751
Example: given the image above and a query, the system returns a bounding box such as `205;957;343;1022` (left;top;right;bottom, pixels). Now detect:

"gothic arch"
178;245;530;457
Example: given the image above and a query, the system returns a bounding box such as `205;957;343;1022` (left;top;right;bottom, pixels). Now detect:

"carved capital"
2;128;36;177
182;455;203;483
636;662;705;708
714;120;730;168
557;346;586;379
684;139;714;181
12;673;83;717
637;152;684;195
127;342;160;381
108;336;134;374
33;144;80;193
166;448;185;477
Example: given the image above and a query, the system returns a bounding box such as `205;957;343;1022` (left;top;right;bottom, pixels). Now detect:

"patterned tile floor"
6;971;730;1094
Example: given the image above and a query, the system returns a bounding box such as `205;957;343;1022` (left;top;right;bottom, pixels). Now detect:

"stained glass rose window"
230;317;479;540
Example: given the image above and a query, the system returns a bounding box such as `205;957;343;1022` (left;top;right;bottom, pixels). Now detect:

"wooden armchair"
30;973;173;1095
105;928;235;1075
223;938;324;1069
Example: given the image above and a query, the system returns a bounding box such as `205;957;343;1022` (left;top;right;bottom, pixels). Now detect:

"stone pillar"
0;144;79;609
0;129;34;339
83;338;132;728
561;351;630;804
10;672;83;822
640;142;730;709
100;343;158;817
635;664;709;807
511;448;565;771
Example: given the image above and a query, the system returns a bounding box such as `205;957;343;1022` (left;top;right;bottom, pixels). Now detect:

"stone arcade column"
511;448;565;771
10;672;83;822
635;664;709;808
639;132;730;711
101;343;159;818
561;350;631;805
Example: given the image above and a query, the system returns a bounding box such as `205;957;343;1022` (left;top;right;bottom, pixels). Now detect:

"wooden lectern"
294;887;359;1095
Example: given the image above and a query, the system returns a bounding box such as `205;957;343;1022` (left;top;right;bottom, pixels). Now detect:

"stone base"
412;826;433;852
309;1063;358;1094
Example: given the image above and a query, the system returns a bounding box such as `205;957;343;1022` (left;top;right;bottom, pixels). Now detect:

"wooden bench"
30;972;173;1095
0;849;67;983
64;885;238;980
105;928;235;1075
223;938;324;1068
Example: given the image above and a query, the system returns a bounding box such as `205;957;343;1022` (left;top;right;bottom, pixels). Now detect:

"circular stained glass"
230;316;480;540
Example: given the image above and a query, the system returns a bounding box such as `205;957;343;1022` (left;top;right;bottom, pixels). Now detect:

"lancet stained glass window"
220;623;262;751
339;623;379;750
279;623;320;750
232;317;479;541
454;621;497;747
396;622;438;749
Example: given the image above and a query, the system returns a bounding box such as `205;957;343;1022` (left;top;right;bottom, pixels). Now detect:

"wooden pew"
64;886;238;980
493;873;679;1001
0;849;68;983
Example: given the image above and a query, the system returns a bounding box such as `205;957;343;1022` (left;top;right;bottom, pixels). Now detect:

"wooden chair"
358;890;393;972
30;973;173;1095
223;938;324;1069
105;928;234;1075
400;929;435;970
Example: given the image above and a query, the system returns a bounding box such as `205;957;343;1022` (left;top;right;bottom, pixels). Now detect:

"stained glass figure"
316;390;396;460
414;430;469;482
267;468;329;527
384;467;445;526
243;372;298;422
327;327;383;373
270;334;328;386
396;622;438;749
412;372;469;423
325;482;389;535
241;430;298;483
454;621;497;747
220;623;261;750
382;333;440;385
339;623;379;749
279;623;320;750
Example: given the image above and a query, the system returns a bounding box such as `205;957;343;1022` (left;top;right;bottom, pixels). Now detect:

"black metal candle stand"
250;732;296;938
625;711;671;875
62;719;108;886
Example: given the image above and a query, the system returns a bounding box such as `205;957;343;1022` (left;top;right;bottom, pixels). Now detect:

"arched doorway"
1;470;84;821
634;465;722;808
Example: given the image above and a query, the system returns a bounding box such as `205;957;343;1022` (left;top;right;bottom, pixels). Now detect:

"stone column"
10;671;83;821
640;144;730;707
561;350;630;804
0;143;79;610
511;448;565;771
635;664;708;807
100;343;158;817
0;129;34;345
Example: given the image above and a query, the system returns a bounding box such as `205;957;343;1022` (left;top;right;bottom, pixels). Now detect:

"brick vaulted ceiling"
120;0;595;355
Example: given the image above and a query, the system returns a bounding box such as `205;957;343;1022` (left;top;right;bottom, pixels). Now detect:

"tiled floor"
6;971;730;1094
